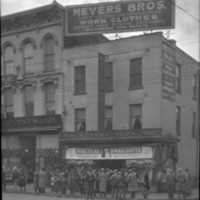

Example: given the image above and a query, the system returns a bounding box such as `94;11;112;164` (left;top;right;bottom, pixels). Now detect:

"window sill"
74;91;87;96
105;89;114;93
129;86;144;90
43;69;55;73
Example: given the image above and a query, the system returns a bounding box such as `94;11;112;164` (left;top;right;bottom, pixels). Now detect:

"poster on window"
65;146;153;160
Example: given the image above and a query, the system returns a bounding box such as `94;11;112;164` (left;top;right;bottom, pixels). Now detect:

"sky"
1;0;200;62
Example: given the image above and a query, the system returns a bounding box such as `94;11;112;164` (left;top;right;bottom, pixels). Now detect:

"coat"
38;170;46;188
127;172;138;192
98;172;108;192
176;172;186;192
33;170;39;189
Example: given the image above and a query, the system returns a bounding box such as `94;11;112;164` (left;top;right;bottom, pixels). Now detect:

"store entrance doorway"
94;160;126;169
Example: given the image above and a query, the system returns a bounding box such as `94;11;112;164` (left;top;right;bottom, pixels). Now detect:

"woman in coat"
38;168;46;193
33;168;39;193
176;168;186;200
18;169;26;193
98;168;108;198
127;168;138;199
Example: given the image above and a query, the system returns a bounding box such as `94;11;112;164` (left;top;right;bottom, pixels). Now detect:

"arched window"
44;37;55;70
4;88;14;118
24;85;34;116
4;46;14;75
24;42;34;74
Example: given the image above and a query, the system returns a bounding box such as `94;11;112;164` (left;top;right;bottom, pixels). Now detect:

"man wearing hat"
86;167;96;200
98;168;108;198
176;168;186;200
127;168;138;199
166;169;176;200
110;170;119;199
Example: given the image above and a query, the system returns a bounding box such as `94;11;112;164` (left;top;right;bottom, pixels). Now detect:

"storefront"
60;129;179;184
1;114;62;181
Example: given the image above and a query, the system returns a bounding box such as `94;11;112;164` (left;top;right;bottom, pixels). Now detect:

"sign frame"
65;0;175;36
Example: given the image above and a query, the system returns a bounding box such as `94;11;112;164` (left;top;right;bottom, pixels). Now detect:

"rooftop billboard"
65;0;175;36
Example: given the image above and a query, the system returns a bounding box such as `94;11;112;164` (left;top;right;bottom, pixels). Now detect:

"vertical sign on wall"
98;53;106;131
162;40;176;102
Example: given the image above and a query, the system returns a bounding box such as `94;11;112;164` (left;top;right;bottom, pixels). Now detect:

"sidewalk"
3;183;199;200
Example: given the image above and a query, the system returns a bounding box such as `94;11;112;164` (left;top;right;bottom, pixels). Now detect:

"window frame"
104;106;113;130
74;65;86;95
23;42;34;74
176;64;181;94
44;82;55;115
24;85;34;117
4;46;14;75
75;108;86;132
44;37;55;71
192;112;196;138
129;104;142;130
105;62;113;93
4;88;14;118
129;57;143;90
176;106;181;136
192;74;197;100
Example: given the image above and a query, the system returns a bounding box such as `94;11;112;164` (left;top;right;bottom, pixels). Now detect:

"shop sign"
65;146;153;160
162;40;176;102
65;0;175;36
2;114;62;129
60;129;161;140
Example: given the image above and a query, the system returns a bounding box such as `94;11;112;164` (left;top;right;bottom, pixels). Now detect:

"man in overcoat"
127;168;138;199
98;168;108;198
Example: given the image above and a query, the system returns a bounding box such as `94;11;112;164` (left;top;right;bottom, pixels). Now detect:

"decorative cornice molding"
19;37;37;52
1;84;17;93
18;80;37;91
40;33;59;48
40;77;59;90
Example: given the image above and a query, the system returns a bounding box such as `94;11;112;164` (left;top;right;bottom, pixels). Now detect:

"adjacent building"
1;1;199;183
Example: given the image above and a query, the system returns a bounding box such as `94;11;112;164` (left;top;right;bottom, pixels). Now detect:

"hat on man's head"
88;167;92;171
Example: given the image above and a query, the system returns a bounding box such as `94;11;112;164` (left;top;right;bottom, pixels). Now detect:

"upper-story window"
105;106;113;131
105;62;113;92
176;64;181;94
75;108;86;132
4;88;14;118
4;46;14;75
74;66;86;95
24;85;34;117
129;58;143;90
193;74;197;100
130;104;142;130
44;37;55;70
24;42;34;74
192;112;196;138
45;82;55;115
176;106;181;136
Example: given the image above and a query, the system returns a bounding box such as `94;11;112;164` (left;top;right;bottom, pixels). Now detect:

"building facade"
1;2;199;183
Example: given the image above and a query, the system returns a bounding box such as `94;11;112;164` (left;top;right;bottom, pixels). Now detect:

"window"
4;88;14;118
105;106;113;131
176;106;181;135
129;58;142;89
24;42;34;74
45;83;55;115
24;86;34;117
74;66;86;94
105;62;113;92
75;108;86;132
44;37;55;70
193;74;197;100
4;46;14;75
176;64;181;93
130;104;142;130
192;112;196;138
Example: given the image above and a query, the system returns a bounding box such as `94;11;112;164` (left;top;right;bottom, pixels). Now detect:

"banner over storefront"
65;146;153;160
65;0;175;36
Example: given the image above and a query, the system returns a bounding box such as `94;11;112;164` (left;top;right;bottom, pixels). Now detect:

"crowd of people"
2;165;194;200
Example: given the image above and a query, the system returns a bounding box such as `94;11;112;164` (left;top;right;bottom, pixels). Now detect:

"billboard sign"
65;0;175;36
162;40;176;102
65;146;153;160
